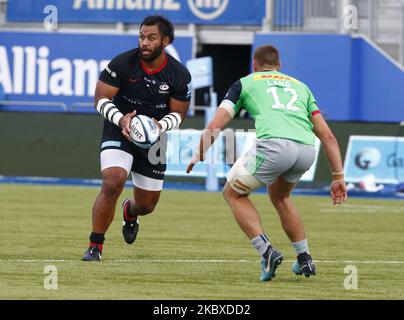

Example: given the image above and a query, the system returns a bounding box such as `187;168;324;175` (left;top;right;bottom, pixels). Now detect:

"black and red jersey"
99;48;191;120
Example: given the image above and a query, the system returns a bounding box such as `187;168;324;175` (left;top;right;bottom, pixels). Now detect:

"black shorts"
100;120;167;180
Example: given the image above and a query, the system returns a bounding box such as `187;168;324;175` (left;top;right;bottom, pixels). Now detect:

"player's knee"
269;189;290;207
101;178;126;198
227;158;264;196
222;183;234;202
223;183;246;202
135;199;158;215
269;190;279;203
138;204;156;215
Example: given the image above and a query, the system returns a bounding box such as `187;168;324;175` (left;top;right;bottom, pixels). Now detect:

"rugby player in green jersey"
187;45;347;281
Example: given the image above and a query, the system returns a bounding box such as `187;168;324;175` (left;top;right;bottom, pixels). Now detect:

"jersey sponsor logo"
159;83;170;94
122;95;143;106
187;0;229;20
253;74;299;83
156;103;168;109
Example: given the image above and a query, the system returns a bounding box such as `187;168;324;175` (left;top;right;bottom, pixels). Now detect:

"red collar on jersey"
140;53;168;75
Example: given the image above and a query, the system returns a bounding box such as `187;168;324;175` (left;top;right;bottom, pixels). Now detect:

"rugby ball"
129;115;159;148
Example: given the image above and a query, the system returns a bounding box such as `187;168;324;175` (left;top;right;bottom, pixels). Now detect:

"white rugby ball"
129;115;159;148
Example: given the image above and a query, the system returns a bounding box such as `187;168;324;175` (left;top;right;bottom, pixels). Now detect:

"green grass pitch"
0;184;403;300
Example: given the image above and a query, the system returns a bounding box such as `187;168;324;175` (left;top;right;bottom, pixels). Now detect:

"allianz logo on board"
0;44;181;97
0;45;109;97
188;0;229;20
72;0;229;20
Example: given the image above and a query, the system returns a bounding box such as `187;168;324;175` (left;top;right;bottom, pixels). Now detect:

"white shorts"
100;149;164;191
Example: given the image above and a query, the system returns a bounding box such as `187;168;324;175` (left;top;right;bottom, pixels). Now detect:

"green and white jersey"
221;71;320;145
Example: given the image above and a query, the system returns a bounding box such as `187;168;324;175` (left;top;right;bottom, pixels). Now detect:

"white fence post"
262;0;274;32
369;0;378;41
400;1;404;66
339;0;352;34
205;90;219;192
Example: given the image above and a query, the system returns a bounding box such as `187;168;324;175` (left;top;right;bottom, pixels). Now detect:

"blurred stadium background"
0;0;404;300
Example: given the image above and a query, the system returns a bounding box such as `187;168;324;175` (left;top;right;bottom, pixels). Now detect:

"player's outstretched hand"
119;110;136;141
186;162;195;174
330;180;347;206
186;150;202;174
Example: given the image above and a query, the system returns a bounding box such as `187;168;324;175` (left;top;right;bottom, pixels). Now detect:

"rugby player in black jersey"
83;15;191;261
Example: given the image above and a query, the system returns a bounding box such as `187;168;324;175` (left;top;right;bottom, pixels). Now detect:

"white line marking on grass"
0;259;252;263
320;209;401;213
312;260;404;265
316;203;404;213
1;259;404;264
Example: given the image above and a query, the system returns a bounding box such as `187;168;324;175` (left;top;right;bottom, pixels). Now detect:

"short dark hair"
253;45;280;68
140;15;174;44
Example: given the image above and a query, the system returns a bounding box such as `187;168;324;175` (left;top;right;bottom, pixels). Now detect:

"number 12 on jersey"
267;86;300;111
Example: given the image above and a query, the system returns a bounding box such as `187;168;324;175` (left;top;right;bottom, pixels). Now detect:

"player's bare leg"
269;176;316;277
131;187;161;216
222;183;263;239
93;167;127;232
122;187;161;244
223;183;283;281
268;177;305;242
83;167;127;261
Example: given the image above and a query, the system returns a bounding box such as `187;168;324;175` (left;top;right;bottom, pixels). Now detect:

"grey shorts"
242;138;316;185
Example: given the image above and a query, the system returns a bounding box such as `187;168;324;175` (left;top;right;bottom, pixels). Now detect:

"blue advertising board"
7;0;265;25
344;136;404;184
0;31;193;108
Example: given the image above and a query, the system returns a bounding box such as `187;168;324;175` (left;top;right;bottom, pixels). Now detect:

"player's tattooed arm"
168;97;190;120
94;80;119;104
94;80;135;141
